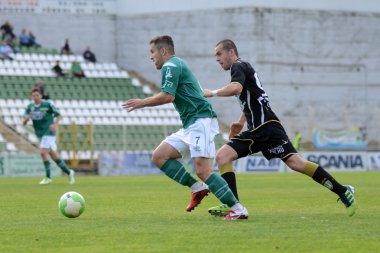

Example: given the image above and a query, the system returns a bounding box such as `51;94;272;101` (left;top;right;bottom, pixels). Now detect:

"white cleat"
224;207;249;220
39;178;52;185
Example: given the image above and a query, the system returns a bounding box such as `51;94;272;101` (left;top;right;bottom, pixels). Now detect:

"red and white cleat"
224;208;249;220
185;189;209;212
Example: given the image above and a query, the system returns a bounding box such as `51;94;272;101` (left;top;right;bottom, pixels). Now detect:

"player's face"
31;91;42;104
150;43;164;70
215;44;233;70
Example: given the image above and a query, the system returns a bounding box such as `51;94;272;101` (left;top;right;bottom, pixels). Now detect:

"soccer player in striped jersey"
23;88;75;185
123;35;248;220
204;39;357;217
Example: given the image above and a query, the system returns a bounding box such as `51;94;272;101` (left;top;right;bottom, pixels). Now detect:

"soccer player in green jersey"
204;39;357;217
122;35;248;220
23;88;75;185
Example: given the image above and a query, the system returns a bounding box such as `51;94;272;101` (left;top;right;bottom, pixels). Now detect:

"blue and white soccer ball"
58;191;85;218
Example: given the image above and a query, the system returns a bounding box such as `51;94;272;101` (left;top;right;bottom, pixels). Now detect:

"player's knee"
151;152;161;167
40;149;48;156
285;155;306;173
215;151;232;167
195;170;208;181
151;150;166;168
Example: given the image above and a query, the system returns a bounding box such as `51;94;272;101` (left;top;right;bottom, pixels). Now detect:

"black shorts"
227;121;298;161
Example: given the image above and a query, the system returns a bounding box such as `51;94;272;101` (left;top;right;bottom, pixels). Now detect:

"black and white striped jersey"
230;59;279;130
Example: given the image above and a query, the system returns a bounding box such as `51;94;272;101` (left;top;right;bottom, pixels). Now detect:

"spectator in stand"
19;29;30;47
0;40;14;60
52;60;67;77
83;46;96;63
28;31;41;48
0;21;15;41
34;80;50;100
70;61;85;78
61;38;72;55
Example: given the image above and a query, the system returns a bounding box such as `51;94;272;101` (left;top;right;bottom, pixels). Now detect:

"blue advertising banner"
97;151;378;176
368;152;380;171
98;152;160;176
235;155;284;173
300;152;367;171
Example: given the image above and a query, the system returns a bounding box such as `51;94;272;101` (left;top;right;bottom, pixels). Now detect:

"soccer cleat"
208;204;230;217
186;189;209;212
39;178;52;185
338;185;357;217
224;207;249;220
69;169;75;185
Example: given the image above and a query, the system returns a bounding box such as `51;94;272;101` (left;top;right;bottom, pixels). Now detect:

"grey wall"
2;6;380;143
116;7;380;143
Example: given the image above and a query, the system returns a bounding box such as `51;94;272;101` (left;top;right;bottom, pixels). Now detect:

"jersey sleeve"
23;104;31;118
161;63;180;96
48;101;61;117
230;63;246;86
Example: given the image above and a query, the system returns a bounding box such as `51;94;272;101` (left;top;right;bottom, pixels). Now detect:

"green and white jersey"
161;56;217;128
24;100;61;139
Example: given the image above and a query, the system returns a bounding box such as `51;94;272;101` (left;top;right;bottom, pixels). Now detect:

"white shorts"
40;136;57;151
164;118;219;163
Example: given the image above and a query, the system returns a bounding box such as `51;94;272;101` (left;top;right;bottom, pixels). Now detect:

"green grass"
0;172;379;253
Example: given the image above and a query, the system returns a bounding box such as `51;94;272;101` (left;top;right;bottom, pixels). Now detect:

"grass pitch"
0;171;379;253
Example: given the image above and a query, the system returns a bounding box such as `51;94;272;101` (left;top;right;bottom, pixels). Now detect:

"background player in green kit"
122;35;248;220
23;88;75;185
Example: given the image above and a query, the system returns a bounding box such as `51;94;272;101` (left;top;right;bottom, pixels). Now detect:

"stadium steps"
0;119;39;153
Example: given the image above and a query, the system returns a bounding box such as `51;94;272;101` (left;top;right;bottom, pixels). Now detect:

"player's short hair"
216;39;239;57
31;88;42;95
150;35;175;55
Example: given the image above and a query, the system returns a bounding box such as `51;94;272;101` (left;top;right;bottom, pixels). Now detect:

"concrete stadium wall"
1;14;117;62
2;6;380;144
116;7;380;143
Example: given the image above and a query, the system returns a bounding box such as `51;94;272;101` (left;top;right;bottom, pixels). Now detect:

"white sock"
231;203;244;212
190;181;208;192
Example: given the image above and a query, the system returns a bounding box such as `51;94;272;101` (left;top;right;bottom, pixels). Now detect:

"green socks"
161;160;198;187
161;160;240;208
54;158;71;175
205;173;238;207
43;160;51;178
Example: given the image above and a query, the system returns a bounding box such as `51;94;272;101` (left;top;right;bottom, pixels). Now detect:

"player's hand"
122;99;144;112
22;119;28;126
49;124;57;132
229;122;244;139
203;89;213;98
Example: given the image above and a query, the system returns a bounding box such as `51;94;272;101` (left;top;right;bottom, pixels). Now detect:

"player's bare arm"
204;82;243;97
50;115;62;132
22;115;31;126
229;113;245;139
122;92;174;112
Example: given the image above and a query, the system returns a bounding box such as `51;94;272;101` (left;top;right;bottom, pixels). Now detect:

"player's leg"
208;144;240;216
263;122;357;216
43;136;75;184
152;140;209;212
49;149;75;184
186;118;248;219
39;148;52;184
285;154;357;216
216;145;240;199
209;133;254;216
194;156;248;220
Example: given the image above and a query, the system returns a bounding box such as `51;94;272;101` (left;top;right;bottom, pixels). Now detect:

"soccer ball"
58;191;85;218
